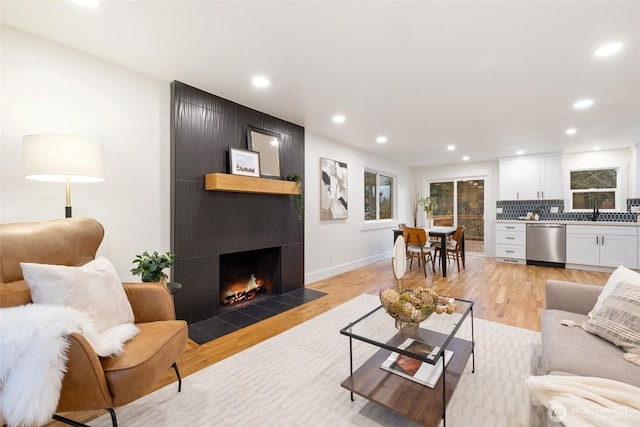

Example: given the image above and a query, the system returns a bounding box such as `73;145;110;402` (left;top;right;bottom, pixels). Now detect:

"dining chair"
434;225;465;272
403;227;436;277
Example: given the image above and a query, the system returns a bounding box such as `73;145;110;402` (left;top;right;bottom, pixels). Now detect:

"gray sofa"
541;280;640;387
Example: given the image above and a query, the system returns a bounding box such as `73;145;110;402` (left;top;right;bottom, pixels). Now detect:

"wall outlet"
550;206;559;213
496;207;503;214
631;206;640;213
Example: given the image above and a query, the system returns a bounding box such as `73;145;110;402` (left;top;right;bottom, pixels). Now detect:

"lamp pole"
65;175;72;218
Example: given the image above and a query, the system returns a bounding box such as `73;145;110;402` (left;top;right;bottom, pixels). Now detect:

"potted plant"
418;196;435;227
287;173;304;220
131;250;176;285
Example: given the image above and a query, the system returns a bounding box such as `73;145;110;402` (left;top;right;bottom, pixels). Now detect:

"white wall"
1;26;413;286
0;26;170;280
413;161;499;257
304;132;413;283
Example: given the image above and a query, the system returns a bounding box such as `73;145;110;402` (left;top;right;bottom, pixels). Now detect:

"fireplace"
171;82;304;324
219;247;281;312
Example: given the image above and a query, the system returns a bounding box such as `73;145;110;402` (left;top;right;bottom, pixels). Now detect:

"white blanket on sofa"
0;304;138;427
526;375;640;426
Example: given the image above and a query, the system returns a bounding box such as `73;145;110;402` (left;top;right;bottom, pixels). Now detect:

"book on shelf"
380;339;454;388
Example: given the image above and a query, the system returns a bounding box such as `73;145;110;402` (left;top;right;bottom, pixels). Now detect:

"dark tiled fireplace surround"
170;81;321;343
188;288;325;344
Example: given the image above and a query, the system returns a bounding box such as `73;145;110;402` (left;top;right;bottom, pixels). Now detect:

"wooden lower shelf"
341;336;472;426
204;173;300;195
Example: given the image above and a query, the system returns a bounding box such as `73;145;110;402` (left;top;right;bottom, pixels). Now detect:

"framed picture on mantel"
229;147;261;177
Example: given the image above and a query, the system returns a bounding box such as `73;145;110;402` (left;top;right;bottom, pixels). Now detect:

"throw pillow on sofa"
589;265;640;318
583;281;640;366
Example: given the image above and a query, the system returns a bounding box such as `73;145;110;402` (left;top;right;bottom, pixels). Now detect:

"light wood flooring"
54;254;610;425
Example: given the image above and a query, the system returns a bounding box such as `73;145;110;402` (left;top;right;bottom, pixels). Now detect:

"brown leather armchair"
0;218;188;426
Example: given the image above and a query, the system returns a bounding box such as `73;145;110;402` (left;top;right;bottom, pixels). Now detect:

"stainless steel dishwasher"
526;223;566;268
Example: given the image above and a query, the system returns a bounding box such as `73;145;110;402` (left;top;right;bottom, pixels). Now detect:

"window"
570;168;618;210
364;170;394;221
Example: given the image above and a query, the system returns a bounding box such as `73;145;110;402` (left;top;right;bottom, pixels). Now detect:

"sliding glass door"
430;178;485;253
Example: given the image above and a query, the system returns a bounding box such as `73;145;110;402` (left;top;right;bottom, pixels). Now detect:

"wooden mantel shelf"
205;173;300;195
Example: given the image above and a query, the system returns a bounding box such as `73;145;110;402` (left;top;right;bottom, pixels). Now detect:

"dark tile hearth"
187;288;327;344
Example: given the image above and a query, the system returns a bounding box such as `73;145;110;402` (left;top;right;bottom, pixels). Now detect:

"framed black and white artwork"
320;157;348;220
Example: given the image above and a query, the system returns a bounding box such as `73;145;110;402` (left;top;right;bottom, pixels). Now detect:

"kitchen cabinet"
499;155;562;200
566;225;637;269
495;222;526;264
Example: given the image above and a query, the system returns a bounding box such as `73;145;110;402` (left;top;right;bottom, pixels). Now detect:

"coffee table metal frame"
340;298;475;426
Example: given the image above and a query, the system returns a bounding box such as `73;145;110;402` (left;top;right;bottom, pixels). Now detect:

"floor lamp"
23;135;105;218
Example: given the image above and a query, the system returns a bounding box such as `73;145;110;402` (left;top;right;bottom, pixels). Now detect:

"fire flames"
220;274;267;306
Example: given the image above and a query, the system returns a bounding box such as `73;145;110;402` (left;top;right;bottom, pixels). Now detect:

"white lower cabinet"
496;222;526;264
566;225;638;269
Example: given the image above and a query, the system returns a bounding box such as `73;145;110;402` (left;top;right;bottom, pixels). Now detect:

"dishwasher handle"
526;224;565;228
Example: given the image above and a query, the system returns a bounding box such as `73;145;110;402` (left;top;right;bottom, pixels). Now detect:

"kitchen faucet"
591;197;599;221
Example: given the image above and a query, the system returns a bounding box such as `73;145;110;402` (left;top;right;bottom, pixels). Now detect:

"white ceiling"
2;0;639;167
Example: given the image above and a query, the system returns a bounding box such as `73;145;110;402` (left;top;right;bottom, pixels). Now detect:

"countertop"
496;219;640;227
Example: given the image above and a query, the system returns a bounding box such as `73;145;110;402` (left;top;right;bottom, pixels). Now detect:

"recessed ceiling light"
447;145;455;151
376;136;387;143
332;115;346;124
565;128;577;135
462;156;469;161
252;76;270;88
594;42;623;57
516;150;524;155
593;146;601;151
573;99;594;109
74;0;99;6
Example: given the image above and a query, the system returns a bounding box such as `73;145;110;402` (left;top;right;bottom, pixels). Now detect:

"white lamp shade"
23;135;105;183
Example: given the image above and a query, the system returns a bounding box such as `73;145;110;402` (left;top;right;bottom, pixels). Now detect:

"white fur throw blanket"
526;375;640;426
0;304;139;427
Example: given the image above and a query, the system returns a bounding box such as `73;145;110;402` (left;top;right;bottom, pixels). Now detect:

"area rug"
93;294;543;427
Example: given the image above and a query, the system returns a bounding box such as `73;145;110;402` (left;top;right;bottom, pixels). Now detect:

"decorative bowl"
379;287;457;333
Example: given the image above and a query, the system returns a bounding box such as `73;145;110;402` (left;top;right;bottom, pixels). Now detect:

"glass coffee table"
340;297;474;426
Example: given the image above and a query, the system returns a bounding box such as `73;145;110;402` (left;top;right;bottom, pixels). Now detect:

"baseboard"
565;263;619;273
305;251;391;284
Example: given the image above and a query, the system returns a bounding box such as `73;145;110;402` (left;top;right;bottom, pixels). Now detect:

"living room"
1;2;639;426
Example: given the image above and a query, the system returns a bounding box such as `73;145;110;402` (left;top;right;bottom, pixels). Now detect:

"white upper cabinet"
499;154;562;200
540;155;563;199
499;160;521;201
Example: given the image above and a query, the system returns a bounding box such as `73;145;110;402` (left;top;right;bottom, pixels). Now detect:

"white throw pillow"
583;281;640;365
589;265;640;318
21;256;135;332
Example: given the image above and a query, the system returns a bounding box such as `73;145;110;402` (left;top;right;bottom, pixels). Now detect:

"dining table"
392;226;465;278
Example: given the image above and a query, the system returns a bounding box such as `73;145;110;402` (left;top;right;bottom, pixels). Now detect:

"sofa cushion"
590;265;640;318
583;281;640;364
541;309;640;387
101;320;188;407
20;256;134;332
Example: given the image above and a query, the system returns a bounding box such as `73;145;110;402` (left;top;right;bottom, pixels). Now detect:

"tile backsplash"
496;199;640;222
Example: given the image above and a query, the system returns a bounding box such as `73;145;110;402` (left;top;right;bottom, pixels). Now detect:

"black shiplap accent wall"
170;81;305;324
